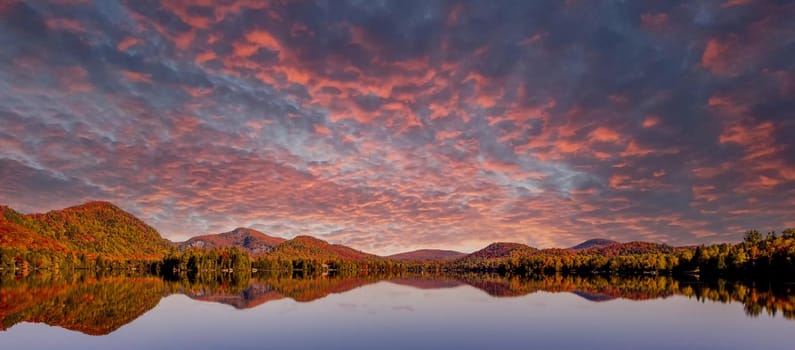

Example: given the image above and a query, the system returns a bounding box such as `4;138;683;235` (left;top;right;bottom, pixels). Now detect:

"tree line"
442;229;795;279
2;229;794;280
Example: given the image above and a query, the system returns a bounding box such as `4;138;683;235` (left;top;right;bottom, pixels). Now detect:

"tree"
743;230;762;244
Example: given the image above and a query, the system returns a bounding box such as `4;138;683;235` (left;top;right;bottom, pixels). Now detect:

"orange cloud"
588;127;621;143
121;70;153;83
232;41;259;57
719;121;774;147
435;130;462;142
756;175;780;187
117;37;141;51
608;174;667;191
719;121;780;160
314;125;331;136
174;30;196;50
621;140;678;158
702;36;743;76
196;51;217;64
246;30;284;53
642;115;660;128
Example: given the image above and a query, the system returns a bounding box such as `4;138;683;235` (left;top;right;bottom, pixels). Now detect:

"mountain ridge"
1;201;682;264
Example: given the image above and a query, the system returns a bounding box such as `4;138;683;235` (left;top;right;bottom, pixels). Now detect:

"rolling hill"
269;235;379;261
179;227;285;255
386;249;467;262
460;242;538;262
0;201;172;259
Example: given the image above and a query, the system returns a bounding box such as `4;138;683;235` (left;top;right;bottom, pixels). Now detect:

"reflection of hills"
182;282;284;309
456;274;677;300
2;272;794;336
267;275;378;302
175;274;381;308
0;274;166;335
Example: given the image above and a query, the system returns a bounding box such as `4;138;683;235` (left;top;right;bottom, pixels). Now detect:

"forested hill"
268;235;379;261
460;242;538;262
0;201;172;262
179;227;285;255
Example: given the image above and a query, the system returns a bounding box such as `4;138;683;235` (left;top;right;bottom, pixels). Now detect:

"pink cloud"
121;70;153;83
117;36;141;51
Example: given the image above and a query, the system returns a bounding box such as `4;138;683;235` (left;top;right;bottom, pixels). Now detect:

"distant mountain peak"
180;227;285;255
230;227;257;234
570;238;618;250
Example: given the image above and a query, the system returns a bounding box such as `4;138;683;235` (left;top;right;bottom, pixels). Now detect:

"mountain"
461;242;538;261
269;235;379;261
386;249;467;262
179;227;285;255
0;201;172;259
569;238;618;250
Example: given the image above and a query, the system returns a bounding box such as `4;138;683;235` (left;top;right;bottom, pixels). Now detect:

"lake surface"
1;272;793;350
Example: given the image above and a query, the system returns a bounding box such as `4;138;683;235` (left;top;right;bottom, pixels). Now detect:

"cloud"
0;0;793;254
702;37;741;76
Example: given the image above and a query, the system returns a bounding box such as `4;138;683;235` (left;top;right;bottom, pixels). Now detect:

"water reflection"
1;271;793;336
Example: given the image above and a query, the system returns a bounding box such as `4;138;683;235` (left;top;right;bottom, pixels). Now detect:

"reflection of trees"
1;271;793;336
455;273;679;299
452;273;795;319
0;271;167;335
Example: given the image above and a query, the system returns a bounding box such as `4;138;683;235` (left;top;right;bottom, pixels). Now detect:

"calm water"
1;272;793;350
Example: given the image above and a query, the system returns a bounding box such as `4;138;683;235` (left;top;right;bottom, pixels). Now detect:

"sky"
0;0;793;254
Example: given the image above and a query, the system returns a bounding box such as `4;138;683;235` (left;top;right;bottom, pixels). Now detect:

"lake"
1;272;793;350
